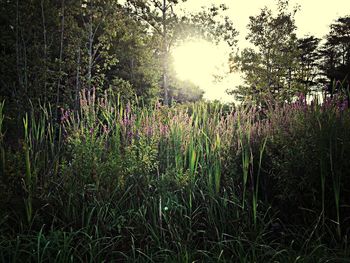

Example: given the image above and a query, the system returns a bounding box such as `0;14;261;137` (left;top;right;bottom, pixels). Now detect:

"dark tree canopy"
319;16;350;96
230;0;301;104
0;0;237;113
229;0;350;104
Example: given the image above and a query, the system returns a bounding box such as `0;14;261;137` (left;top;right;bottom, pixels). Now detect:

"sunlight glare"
172;40;225;87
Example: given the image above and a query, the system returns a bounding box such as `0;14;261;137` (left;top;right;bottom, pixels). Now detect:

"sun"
172;40;225;87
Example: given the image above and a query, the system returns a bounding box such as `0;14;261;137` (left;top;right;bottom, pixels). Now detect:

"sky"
186;0;350;43
172;0;350;101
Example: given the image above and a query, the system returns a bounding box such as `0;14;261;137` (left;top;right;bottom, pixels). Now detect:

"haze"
175;0;350;101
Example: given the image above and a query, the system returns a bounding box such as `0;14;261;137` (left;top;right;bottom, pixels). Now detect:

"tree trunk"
162;0;169;105
56;0;65;119
75;45;81;112
88;6;93;91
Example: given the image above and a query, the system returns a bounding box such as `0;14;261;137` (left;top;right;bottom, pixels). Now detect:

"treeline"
231;1;350;105
0;0;349;113
0;0;237;114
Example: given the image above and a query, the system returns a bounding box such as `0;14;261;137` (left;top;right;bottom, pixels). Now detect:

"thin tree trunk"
88;15;93;91
267;48;271;88
162;0;169;105
75;45;81;112
56;0;65;119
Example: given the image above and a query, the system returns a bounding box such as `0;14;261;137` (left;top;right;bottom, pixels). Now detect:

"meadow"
0;89;350;262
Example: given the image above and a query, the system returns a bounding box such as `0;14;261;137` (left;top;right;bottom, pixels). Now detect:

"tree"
296;35;321;94
170;79;204;103
0;0;163;109
0;0;237;112
125;0;238;105
0;0;18;101
319;16;350;97
106;8;161;104
230;0;301;104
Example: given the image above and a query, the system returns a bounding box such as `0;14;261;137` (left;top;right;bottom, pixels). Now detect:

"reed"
252;136;267;226
238;112;252;210
23;113;33;223
1;89;350;261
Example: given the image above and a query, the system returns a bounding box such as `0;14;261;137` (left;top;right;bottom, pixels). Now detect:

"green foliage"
319;16;350;94
170;79;204;103
1;86;350;261
231;0;303;103
231;4;350;104
125;0;238;105
2;1;350;261
297;35;321;91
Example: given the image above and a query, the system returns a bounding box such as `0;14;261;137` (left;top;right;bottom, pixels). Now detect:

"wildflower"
126;102;131;115
127;130;133;138
103;124;109;134
160;124;169;136
337;99;348;111
60;108;70;123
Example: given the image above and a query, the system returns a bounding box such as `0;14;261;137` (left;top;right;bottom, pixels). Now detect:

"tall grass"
1;90;350;261
252;136;267;226
23;114;33;223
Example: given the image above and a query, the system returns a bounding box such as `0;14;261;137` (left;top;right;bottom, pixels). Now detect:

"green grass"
1;91;350;262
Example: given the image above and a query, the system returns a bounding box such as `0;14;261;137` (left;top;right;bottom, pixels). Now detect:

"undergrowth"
0;90;350;262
